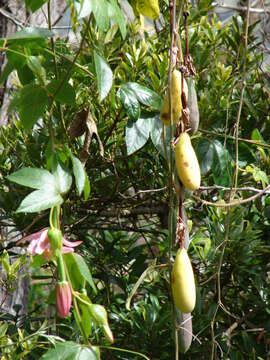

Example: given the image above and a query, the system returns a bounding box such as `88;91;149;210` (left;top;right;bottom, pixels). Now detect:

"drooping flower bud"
89;304;114;343
56;281;72;318
47;228;63;257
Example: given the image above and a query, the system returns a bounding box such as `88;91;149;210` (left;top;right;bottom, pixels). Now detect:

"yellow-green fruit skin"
161;70;183;126
171;248;196;313
137;0;160;20
175;132;201;191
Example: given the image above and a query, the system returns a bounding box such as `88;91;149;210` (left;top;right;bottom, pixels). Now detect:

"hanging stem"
167;1;179;359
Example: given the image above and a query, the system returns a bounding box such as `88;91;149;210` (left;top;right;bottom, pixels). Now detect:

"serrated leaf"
212;140;232;187
94;51;113;102
125;116;154;155
7;168;56;190
52;160;72;195
4;27;54;41
126;83;162;110
8;84;49;130
17;189;63;213
196;139;214;175
46;80;76;105
25;0;48;12
118;86;140;121
71;155;85;196
40;342;100;360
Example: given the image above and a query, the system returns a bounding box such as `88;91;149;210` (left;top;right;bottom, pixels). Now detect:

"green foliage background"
0;0;269;359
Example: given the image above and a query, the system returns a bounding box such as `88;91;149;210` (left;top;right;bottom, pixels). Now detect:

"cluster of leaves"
0;0;269;359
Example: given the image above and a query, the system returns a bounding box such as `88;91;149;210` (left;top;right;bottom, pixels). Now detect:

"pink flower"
23;228;82;260
56;281;72;318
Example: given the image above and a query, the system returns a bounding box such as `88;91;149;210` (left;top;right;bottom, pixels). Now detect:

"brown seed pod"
187;78;199;134
176;308;193;353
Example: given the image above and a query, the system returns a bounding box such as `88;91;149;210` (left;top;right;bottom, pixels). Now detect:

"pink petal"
62;246;75;254
63;237;82;248
23;228;48;243
26;228;50;255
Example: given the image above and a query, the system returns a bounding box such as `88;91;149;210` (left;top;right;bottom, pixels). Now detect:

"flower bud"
47;228;63;257
56;281;72;318
89;304;114;343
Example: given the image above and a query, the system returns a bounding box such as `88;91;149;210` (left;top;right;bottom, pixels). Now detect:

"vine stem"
233;0;250;194
210;2;250;357
167;1;179;359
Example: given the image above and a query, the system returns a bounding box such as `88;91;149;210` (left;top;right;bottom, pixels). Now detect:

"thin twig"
168;1;178;359
212;2;270;14
193;184;270;207
0;8;24;28
233;0;250;193
199;185;270;194
119;187;166;199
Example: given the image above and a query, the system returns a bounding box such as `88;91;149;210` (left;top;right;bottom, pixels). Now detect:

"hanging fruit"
161;70;187;126
175;132;201;191
171;248;196;313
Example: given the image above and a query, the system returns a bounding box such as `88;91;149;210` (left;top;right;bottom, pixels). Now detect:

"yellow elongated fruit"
161;71;188;126
171;248;196;313
175;132;201;190
136;0;160;20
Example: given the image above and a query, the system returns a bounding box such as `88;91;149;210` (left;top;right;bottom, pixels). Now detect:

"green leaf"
0;62;14;85
94;51;113;102
46;80;76;105
74;253;97;293
52;160;72;195
7;168;56;189
125;116;154;155
251;128;264;142
4;27;54;41
212;140;232;187
126;83;162;110
84;172;91;201
40;342;100;360
74;0;92;18
108;0;127;39
8;84;49;130
25;0;48;12
245;165;269;187
196;139;214;175
71;155;86;196
118;86;140;121
17;189;63;213
92;0;110;32
150;115;170;157
26;56;46;84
